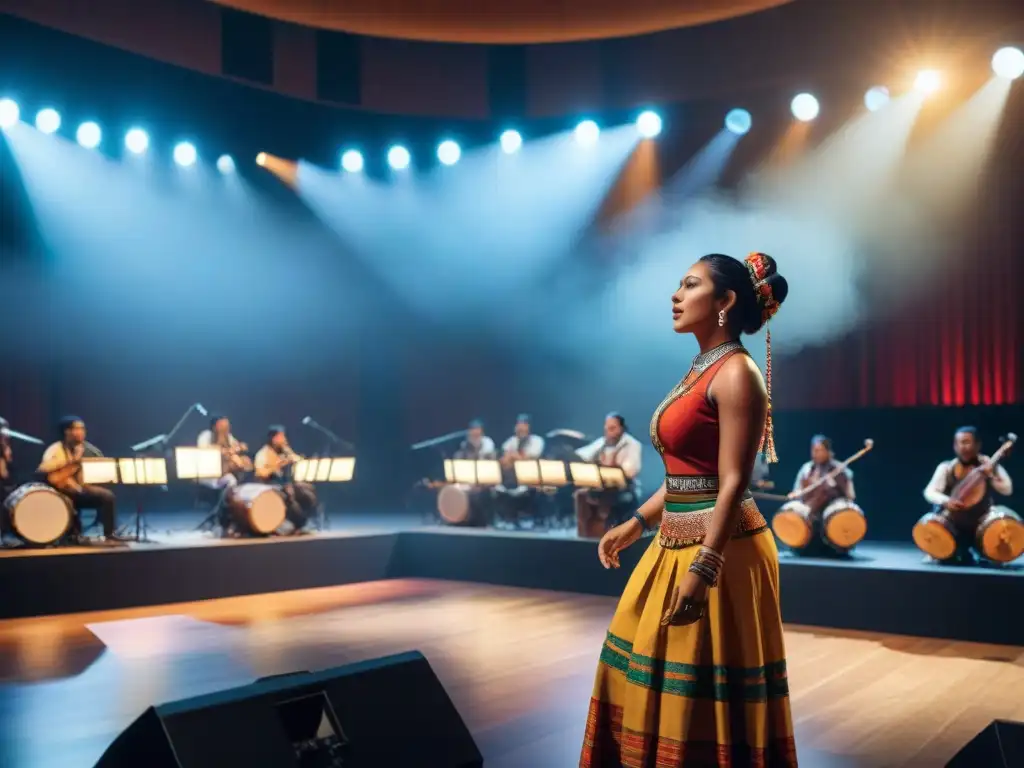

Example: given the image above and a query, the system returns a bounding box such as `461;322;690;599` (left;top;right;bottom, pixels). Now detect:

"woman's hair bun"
699;252;788;336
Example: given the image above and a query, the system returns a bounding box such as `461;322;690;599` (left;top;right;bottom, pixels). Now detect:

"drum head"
912;513;957;560
772;502;812;549
248;488;286;534
976;507;1024;564
11;486;72;545
822;501;867;549
438;485;470;524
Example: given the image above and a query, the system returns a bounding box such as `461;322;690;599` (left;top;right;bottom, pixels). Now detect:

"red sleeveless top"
650;343;747;477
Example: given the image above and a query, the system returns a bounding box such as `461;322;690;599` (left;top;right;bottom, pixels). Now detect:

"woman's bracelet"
631;511;649;532
688;545;725;587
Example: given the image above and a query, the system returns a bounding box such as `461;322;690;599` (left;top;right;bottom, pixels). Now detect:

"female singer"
580;253;797;767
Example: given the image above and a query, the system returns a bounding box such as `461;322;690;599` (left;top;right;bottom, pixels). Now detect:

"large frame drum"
821;499;867;552
771;500;813;549
229;483;286;535
437;484;488;527
912;511;959;561
3;483;73;545
975;506;1024;564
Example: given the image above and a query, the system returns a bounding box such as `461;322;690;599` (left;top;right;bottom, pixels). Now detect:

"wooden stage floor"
0;580;1021;768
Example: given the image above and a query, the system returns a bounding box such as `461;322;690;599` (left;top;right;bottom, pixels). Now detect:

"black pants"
575;488;637;538
65;484;117;537
282;482;317;530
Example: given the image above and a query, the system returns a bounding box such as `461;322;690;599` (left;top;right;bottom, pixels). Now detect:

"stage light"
35;108;61;134
0;98;19;129
341;149;364;173
992;47;1024;80
636;110;662;138
216;155;235;174
864;86;890;112
500;129;522;154
575;119;599;146
76;121;101;149
173;141;197;167
914;70;941;94
437;140;461;166
256;152;267;167
125;128;149;154
724;108;752;135
790;93;819;122
387;145;411;171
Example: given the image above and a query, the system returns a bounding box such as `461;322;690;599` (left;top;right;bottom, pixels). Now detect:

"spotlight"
574;119;599;146
724;108;752;136
0;98;19;129
500;129;522;154
992;47;1024;81
341;149;364;173
216;155;235;174
76;121;101;149
173;141;197;167
790;93;819;122
636;110;662;138
914;70;941;94
35;108;61;134
387;145;411;171
864;86;890;112
437;140;461;166
124;128;149;155
256;152;267;167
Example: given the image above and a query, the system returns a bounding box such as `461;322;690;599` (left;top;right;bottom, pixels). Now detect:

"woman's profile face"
671;261;727;335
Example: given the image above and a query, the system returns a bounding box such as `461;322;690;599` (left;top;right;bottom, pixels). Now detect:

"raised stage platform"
1;512;1021;645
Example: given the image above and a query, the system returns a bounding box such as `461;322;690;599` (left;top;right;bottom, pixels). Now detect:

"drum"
912;511;959;561
229;483;286;535
771;500;813;549
821;498;867;552
438;484;472;525
3;483;73;545
975;506;1024;564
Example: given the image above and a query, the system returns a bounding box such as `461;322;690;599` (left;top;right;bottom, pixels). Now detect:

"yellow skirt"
580;528;797;767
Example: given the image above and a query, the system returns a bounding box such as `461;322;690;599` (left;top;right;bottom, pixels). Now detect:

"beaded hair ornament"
744;251;781;463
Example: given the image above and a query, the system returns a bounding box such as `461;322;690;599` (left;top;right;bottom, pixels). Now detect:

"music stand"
599;466;628;490
292;458;356;530
176;447;227;532
568;462;603;489
116;457;168;543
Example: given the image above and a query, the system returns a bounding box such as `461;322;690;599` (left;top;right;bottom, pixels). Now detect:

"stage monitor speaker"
96;651;482;768
946;719;1024;767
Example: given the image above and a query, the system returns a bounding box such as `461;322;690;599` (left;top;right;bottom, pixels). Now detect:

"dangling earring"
718;310;725;327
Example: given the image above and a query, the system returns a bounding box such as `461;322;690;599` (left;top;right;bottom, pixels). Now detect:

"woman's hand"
661;570;710;627
597;518;643;569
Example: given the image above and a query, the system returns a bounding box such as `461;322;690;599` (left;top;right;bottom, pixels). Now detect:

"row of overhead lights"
1;49;1019;172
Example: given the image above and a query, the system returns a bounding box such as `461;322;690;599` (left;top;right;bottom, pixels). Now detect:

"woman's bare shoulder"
714;351;767;405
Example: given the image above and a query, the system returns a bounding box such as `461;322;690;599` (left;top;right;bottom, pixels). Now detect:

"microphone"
195;403;208;417
302;416;313;426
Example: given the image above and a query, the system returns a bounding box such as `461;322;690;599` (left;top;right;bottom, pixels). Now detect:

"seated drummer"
496;414;546;524
574;413;643;538
787;435;854;555
254;426;316;532
37;416;125;543
923;426;1013;564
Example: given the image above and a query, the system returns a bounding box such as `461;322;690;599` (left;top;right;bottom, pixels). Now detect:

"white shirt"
455;436;496;460
501;434;545;460
576;433;643;479
197;429;242;487
923;458;1012;507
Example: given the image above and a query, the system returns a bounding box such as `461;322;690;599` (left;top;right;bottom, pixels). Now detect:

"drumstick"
796;439;874;499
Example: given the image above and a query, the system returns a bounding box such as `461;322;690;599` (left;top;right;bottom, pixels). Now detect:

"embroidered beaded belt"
665;474;718;494
659;494;767;550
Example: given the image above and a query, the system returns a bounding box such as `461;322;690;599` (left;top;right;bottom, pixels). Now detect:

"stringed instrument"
945;433;1017;511
222;441;253;473
798;439;873;509
45;441;102;491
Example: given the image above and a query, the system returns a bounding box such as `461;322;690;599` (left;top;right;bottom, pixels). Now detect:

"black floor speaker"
946;719;1024;767
96;651;482;767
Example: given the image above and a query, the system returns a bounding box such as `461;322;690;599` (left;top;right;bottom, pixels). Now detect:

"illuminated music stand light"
293;458;356;483
569;462;603;489
81;458;119;485
174;447;223;480
599;466;628;490
118;457;169;485
443;459;455;483
539;460;569;486
513;460;542;487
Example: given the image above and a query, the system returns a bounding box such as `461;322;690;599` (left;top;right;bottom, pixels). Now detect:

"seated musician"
923;426;1013;564
787;434;854;554
751;452;772;491
254;426;316;532
453;419;496;460
496;414;546;524
37;416;124;542
0;418;14;501
197;415;249;490
574;413;643;538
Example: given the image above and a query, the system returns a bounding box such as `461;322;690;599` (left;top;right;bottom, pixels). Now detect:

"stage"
1;511;1021;646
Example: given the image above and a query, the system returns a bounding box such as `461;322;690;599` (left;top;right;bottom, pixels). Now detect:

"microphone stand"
409;430;469;525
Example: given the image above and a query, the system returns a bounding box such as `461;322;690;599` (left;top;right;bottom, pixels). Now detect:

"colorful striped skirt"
580;498;797;767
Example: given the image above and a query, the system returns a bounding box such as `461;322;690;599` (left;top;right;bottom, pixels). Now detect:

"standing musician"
496;414;546;524
453;419;497;460
922;426;1013;564
37;416;124;542
574;412;643;538
197;415;251;490
787;435;855;554
254;426;316;532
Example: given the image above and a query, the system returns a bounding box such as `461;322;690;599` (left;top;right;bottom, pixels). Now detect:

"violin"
946;433;1016;510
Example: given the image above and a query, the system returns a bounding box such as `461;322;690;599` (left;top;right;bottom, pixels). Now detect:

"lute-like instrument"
943;432;1017;511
